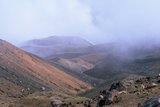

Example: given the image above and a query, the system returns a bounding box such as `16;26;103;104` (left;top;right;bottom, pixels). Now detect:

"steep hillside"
21;36;92;57
46;43;117;74
47;52;107;75
43;42;160;84
47;52;107;86
0;39;92;98
46;43;124;86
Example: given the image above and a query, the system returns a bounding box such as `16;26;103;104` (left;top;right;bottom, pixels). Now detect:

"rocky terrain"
31;74;159;107
93;74;160;107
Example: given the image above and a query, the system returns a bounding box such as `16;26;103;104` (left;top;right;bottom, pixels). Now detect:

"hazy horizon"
1;0;160;47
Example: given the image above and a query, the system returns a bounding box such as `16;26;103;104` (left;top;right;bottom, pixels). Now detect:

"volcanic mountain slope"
0;39;92;98
21;36;160;85
46;50;108;86
46;43;113;75
50;57;94;73
21;36;92;57
46;43;117;73
48;42;160;89
21;36;107;86
43;43;120;86
22;37;115;75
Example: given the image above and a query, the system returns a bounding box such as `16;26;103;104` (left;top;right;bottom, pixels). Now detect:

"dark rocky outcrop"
96;75;160;107
109;81;126;91
139;96;160;107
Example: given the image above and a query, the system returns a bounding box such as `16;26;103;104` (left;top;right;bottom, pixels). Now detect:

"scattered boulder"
105;90;120;105
109;81;126;91
157;74;160;77
84;100;92;107
50;99;62;107
136;77;151;84
123;80;134;86
145;83;158;90
118;91;127;94
100;90;107;95
19;81;22;83
141;84;145;90
41;87;46;91
97;96;105;107
21;89;25;93
27;88;30;91
97;90;120;107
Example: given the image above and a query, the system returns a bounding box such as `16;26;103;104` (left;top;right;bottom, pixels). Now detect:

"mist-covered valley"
1;33;160;107
18;35;160;106
1;0;160;106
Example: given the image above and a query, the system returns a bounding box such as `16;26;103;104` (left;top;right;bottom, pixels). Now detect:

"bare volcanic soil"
0;39;92;100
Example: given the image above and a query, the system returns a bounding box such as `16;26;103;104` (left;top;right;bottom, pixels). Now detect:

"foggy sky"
0;0;160;46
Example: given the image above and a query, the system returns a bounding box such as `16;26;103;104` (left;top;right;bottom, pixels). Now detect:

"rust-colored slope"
49;52;107;73
0;39;92;96
56;58;94;73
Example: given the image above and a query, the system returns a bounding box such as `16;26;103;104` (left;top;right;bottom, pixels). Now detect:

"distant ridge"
21;36;93;57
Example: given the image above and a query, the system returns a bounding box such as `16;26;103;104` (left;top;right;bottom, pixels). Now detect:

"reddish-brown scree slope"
0;39;92;97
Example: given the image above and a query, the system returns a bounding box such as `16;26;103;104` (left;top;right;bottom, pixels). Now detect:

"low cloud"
0;0;160;46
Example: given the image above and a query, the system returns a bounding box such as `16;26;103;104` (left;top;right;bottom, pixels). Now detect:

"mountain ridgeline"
21;36;92;57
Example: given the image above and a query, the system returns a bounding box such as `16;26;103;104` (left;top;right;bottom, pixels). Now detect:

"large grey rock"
97;90;120;107
139;96;160;107
50;99;62;107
